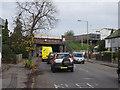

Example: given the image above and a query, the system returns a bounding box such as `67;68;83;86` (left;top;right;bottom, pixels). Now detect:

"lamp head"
77;20;81;22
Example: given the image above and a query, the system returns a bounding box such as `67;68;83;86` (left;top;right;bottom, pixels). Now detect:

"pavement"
33;58;120;88
87;58;118;68
2;57;39;89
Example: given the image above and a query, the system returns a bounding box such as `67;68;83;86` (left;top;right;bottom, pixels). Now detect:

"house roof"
105;30;120;39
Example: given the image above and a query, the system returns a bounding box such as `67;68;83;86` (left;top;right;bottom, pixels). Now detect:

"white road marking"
65;84;69;88
60;84;64;88
83;78;92;80
54;83;97;88
79;67;88;72
54;84;65;88
54;84;59;88
31;78;35;88
86;83;94;88
75;83;82;88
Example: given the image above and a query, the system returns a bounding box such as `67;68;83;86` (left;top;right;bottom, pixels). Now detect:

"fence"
96;54;112;62
2;54;22;63
16;54;22;62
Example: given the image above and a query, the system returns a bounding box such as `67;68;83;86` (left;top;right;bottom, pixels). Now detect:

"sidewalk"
2;57;39;88
86;58;118;68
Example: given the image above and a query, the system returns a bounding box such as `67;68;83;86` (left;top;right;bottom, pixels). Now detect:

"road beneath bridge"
32;58;120;89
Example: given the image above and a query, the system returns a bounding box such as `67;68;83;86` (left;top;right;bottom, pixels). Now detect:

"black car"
50;53;74;73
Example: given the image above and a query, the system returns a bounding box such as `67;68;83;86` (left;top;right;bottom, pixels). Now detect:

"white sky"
0;0;119;37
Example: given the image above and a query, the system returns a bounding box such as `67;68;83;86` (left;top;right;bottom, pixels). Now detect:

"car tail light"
70;55;73;60
55;55;57;60
70;55;73;63
54;55;57;63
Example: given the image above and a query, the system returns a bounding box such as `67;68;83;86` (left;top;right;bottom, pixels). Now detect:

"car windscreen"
50;53;54;57
73;54;83;57
56;54;70;59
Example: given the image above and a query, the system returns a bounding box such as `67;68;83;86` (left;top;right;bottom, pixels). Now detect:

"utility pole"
78;20;89;60
87;21;89;60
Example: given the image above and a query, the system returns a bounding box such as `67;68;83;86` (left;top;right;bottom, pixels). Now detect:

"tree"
11;18;23;42
65;30;74;36
15;1;57;59
96;40;106;52
16;1;57;37
2;19;15;61
2;19;10;44
10;18;25;55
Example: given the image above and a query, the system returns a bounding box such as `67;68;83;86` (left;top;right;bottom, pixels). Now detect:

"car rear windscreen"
57;54;70;59
73;54;83;57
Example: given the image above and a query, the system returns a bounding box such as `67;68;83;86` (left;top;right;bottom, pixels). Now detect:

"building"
99;28;116;40
105;30;120;51
65;33;100;45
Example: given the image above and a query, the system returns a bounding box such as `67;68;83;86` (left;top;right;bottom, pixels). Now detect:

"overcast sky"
0;0;119;37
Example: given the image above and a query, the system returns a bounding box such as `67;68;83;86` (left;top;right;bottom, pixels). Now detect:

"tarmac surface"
1;57;119;89
33;58;119;88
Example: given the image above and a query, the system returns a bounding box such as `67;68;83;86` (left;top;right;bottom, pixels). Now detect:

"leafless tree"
16;0;57;37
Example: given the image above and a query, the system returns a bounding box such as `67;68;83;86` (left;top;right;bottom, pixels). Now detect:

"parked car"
51;53;74;73
92;52;100;55
47;52;54;64
72;52;85;64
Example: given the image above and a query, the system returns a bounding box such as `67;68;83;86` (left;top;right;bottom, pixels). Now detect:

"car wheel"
82;61;85;64
42;59;44;62
52;68;56;73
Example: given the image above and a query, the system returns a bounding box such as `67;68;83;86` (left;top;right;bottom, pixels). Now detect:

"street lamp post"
78;20;89;60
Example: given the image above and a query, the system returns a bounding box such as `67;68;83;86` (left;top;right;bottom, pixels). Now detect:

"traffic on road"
41;46;85;73
33;57;119;88
31;46;120;89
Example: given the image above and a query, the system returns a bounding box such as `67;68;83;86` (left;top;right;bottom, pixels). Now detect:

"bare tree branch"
15;0;57;37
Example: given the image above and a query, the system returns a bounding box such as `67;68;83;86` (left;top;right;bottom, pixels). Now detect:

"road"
33;59;120;88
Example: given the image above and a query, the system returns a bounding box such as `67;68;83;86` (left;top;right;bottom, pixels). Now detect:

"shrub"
103;51;112;54
2;44;16;62
23;59;34;68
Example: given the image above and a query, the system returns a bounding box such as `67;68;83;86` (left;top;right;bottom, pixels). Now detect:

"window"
73;54;83;57
112;39;115;43
108;39;110;43
97;35;100;39
57;54;70;59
